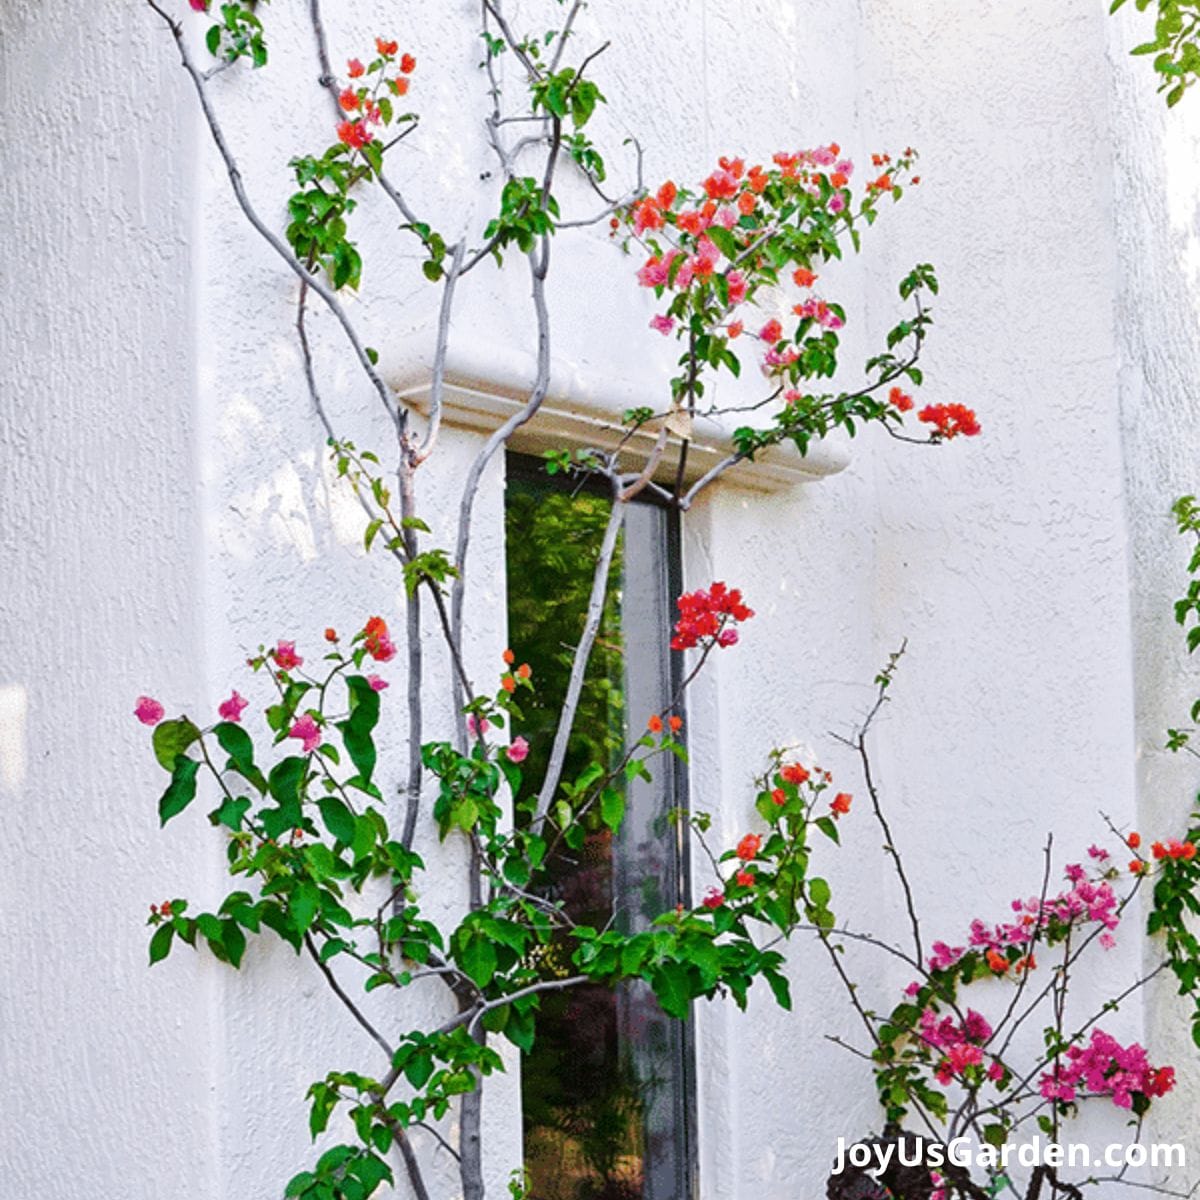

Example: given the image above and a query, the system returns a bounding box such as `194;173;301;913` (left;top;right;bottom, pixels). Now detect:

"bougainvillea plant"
136;3;1198;1199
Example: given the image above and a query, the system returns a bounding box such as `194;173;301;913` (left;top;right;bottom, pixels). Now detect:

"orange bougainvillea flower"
668;715;683;733
324;627;338;642
781;763;809;786
502;648;515;664
376;37;399;57
737;190;757;216
501;675;516;694
648;714;663;734
792;267;817;288
736;833;762;861
1130;859;1146;875
986;950;1009;974
517;663;531;680
831;792;852;816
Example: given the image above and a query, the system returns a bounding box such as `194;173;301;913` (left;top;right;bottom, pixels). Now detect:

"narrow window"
505;454;696;1200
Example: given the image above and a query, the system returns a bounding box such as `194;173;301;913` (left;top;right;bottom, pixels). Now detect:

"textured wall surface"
4;1;1200;1198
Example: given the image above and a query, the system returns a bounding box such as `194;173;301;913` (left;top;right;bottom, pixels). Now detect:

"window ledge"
396;343;849;493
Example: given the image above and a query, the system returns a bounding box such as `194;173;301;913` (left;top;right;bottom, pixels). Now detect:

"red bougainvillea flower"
506;736;529;764
400;52;416;74
324;627;338;643
831;792;853;817
337;120;374;150
347;58;365;78
917;403;980;439
647;714;664;734
135;696;165;726
288;713;322;754
367;675;389;692
781;763;809;786
375;37;399;57
758;318;783;344
668;715;683;733
771;787;787;806
338;89;360;112
273;641;303;671
735;869;754;888
363;616;396;662
218;690;249;723
1152;839;1196;861
736;833;762;861
671;582;754;652
889;386;914;412
1127;831;1141;849
702;887;725;910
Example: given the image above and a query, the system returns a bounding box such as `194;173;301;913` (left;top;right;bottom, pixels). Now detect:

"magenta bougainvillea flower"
218;690;249;723
134;696;164;726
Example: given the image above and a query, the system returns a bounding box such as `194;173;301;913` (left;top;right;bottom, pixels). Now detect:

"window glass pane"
505;459;694;1200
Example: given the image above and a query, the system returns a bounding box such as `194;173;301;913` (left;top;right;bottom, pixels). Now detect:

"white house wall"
3;1;1200;1198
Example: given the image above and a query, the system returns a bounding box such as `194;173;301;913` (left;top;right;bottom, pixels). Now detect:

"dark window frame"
505;452;698;1200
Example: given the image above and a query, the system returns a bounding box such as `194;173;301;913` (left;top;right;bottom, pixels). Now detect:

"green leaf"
763;969;792;1010
458;934;497;988
319;795;357;845
214;721;264;791
600;787;625;831
153;718;200;771
159;756;201;825
269;756;307;806
650;960;693;1019
149;923;175;965
339;677;380;785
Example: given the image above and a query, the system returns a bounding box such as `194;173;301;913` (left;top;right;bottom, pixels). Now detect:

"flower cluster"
925;861;1121;975
916;1008;1003;1085
336;41;415;150
671;581;754;651
1039;1029;1175;1109
917;402;980;440
628;145;916;376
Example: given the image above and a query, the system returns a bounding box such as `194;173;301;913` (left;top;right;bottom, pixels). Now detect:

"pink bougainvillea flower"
758;318;783;344
273;640;303;671
726;269;748;305
649;314;675;336
367;675;389;692
506;736;530;764
188;0;207;10
218;690;249;723
467;713;490;737
135;696;165;726
288;713;322;754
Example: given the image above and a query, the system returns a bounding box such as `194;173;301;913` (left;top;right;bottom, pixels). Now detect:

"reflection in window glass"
505;458;695;1200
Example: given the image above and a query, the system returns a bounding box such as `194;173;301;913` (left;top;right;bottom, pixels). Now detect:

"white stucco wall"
4;1;1200;1198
